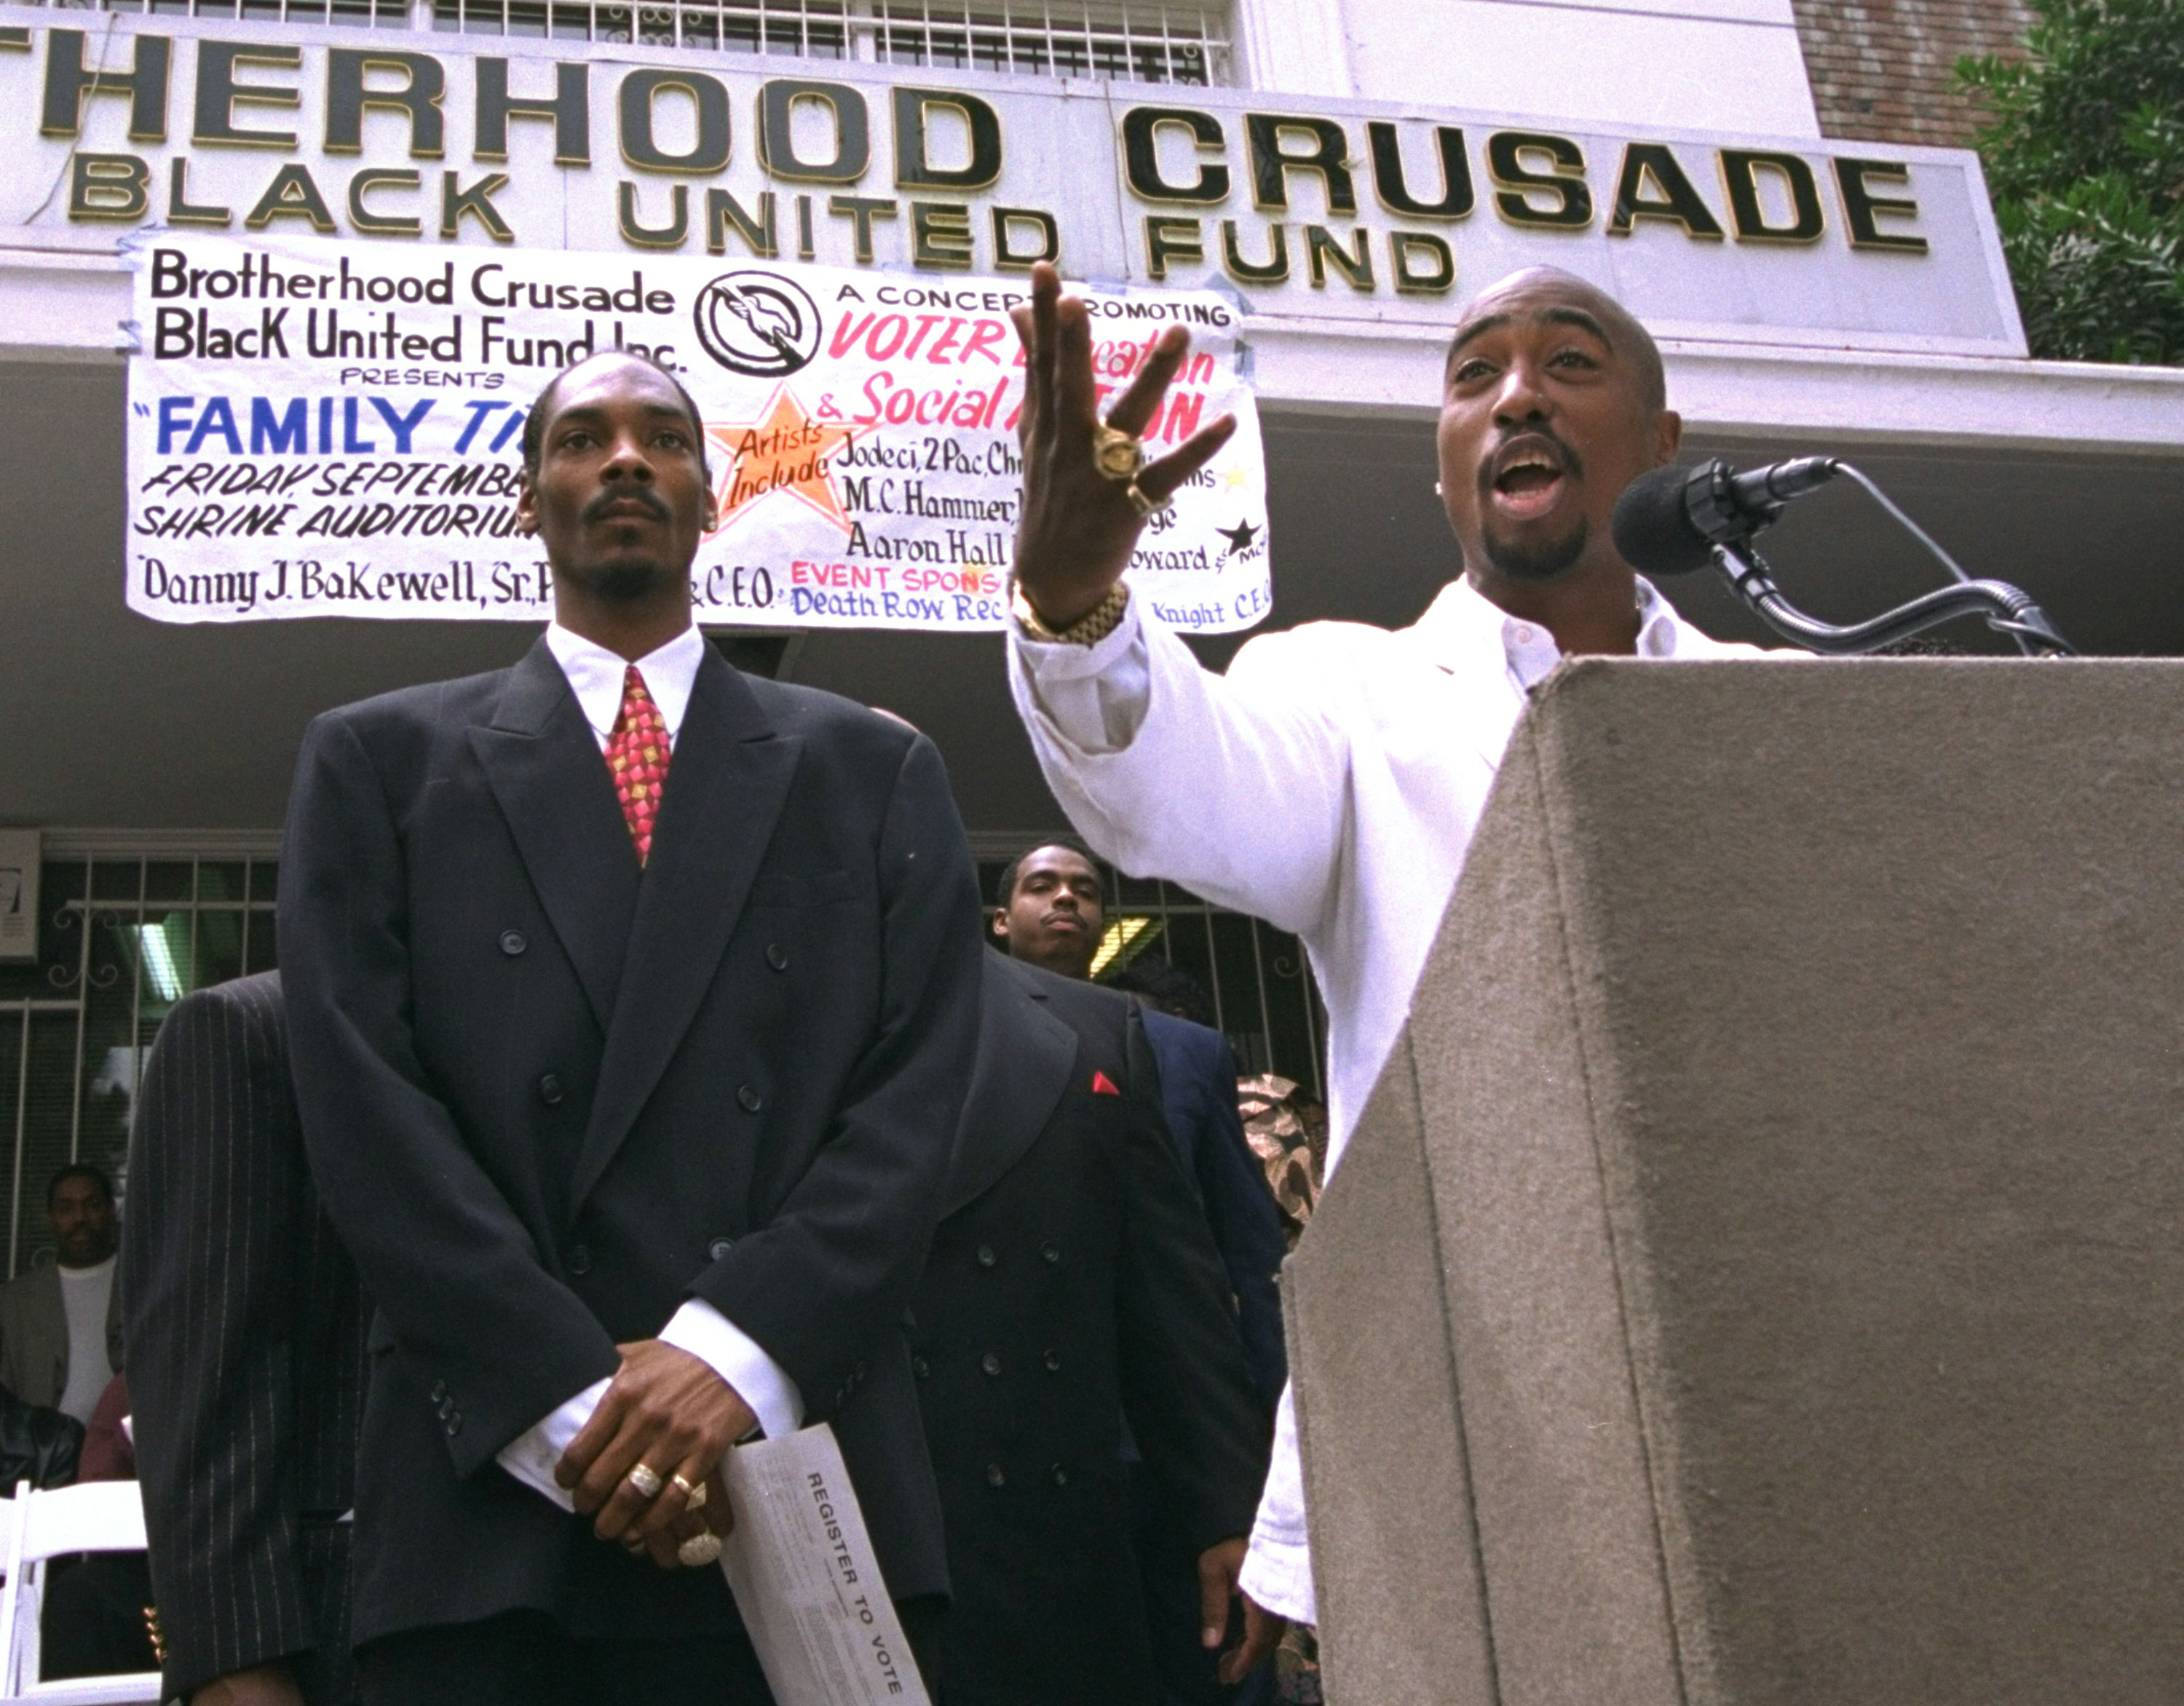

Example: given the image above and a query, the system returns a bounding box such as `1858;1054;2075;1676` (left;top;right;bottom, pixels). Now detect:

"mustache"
582;485;672;525
1476;424;1585;497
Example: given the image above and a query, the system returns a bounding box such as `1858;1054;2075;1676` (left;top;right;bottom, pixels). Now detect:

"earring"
1433;481;1443;497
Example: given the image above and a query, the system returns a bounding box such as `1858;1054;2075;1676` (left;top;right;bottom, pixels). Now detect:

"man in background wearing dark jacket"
958;844;1283;1702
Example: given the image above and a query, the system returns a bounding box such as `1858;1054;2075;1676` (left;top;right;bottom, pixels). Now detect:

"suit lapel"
943;955;1079;1217
571;648;802;1209
470;641;641;1033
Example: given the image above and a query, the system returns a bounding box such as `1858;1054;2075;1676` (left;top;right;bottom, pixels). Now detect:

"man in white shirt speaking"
1002;261;1757;1671
279;351;983;1704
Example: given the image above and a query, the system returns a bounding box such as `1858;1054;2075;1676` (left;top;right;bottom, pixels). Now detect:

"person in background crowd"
910;914;1270;1702
1002;259;1762;1662
0;1165;124;1425
991;846;1289;1705
278;349;982;1705
1102;954;1288;1411
126;972;371;1706
78;1373;132;1483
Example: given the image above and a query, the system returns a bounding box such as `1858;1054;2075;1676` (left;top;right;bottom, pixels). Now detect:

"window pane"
91;862;141;903
145;862;193;903
196;910;248;993
197;862;248;902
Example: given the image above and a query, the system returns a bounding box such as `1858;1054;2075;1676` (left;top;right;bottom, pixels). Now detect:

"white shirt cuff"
494;1304;805;1512
496;1376;611;1512
1007;589;1152;755
659;1298;806;1442
1238;1381;1318;1623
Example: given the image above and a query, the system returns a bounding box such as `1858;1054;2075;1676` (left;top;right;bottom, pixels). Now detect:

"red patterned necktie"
604;665;670;865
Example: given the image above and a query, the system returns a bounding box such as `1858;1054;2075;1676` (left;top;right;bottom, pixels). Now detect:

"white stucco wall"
1238;0;1821;139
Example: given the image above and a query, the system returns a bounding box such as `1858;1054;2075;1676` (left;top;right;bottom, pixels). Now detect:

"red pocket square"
1091;1071;1122;1097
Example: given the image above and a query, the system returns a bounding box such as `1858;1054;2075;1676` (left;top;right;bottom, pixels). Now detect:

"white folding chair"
0;1481;162;1705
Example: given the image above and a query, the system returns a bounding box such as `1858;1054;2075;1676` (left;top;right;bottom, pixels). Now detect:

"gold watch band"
1012;581;1131;647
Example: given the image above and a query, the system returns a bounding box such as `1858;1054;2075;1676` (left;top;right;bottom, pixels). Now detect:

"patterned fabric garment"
606;665;670;865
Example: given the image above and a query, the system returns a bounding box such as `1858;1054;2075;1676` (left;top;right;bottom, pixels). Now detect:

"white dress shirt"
495;622;804;1512
1008;575;1760;1620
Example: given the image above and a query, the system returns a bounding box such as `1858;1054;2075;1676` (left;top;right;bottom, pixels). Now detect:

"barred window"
41;0;1230;84
0;851;280;1278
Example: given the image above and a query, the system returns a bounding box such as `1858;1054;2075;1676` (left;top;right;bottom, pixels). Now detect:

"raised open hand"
1008;260;1238;630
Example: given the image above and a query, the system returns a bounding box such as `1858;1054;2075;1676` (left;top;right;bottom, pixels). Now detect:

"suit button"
985;1463;1005;1488
430;1380;448;1403
1042;1349;1061;1373
765;943;789;971
444;1412;462;1436
980;1352;1001;1378
566;1244;594;1276
499;930;527;956
913;1357;930;1381
435;1397;454;1419
737;1084;763;1114
976;1245;997;1269
1041;1242;1061;1265
1049;1463;1068;1488
539;1074;564;1105
708;1237;735;1261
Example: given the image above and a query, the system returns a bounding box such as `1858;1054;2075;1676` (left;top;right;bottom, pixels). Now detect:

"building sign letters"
0;9;2027;360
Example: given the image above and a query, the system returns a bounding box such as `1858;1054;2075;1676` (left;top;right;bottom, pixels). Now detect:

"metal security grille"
0;854;280;1280
974;846;1327;1102
39;0;412;26
38;0;1230;83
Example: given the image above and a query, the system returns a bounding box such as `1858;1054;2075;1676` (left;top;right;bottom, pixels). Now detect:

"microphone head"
1611;463;1717;577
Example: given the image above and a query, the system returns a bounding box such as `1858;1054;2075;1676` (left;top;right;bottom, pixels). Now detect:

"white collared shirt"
1009;574;1760;1622
545;621;708;752
494;622;805;1511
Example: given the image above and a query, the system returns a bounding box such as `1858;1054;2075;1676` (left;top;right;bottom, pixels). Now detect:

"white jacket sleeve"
1007;595;1354;938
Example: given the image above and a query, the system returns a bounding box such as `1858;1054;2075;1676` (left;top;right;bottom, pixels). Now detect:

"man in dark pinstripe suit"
124;971;371;1706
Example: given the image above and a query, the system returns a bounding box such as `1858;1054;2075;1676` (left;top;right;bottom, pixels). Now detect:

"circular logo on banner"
692;272;823;378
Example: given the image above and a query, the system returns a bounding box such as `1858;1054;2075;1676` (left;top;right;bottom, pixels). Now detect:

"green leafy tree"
1959;0;2184;364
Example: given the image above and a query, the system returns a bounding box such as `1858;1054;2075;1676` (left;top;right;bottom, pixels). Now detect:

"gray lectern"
1285;657;2184;1706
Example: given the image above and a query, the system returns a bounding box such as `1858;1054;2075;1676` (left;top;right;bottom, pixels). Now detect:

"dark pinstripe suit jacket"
123;972;371;1704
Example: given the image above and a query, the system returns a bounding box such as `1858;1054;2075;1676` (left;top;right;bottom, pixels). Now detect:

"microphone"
1609;456;2075;656
1611;457;1839;577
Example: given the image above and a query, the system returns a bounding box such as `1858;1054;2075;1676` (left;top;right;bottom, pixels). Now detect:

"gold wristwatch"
1011;580;1131;647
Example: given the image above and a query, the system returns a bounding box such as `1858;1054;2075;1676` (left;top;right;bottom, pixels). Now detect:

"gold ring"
671;1474;707;1511
627;1464;665;1501
1125;481;1170;519
678;1531;724;1568
1093;424;1144;483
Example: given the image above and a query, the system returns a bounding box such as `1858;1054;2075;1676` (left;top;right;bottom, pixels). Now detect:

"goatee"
1480;518;1589;582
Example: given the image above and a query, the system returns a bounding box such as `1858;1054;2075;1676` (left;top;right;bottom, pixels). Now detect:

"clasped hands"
554;1338;753;1571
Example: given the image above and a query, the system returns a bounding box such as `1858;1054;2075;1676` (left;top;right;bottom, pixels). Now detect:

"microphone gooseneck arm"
1712;537;2077;657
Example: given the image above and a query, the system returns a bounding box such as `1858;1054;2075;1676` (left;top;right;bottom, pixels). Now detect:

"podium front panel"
1289;659;2184;1706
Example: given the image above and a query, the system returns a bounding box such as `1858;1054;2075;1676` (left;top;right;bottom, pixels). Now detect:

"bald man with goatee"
1000;263;1765;1667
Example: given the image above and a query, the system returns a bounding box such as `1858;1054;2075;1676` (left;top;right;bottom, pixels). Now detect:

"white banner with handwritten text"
124;231;1270;632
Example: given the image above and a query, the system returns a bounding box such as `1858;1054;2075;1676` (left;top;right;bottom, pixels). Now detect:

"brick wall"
1790;0;2038;148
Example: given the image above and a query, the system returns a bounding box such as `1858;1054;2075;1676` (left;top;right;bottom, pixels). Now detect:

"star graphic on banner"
705;387;866;535
1221;465;1253;491
1217;518;1261;555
